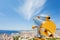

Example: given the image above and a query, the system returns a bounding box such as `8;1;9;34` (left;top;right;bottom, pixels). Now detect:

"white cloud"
17;0;47;20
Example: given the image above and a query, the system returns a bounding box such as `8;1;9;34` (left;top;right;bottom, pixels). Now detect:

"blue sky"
0;0;60;30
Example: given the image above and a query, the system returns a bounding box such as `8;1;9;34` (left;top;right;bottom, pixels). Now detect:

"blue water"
0;29;60;35
0;30;19;34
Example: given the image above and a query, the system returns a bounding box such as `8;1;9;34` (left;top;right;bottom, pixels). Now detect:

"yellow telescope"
32;15;56;38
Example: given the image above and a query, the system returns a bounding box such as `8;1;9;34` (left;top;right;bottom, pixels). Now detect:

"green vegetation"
13;36;20;40
46;38;60;40
13;36;60;40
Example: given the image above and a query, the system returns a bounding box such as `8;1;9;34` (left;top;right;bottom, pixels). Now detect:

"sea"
0;30;19;34
0;28;60;35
